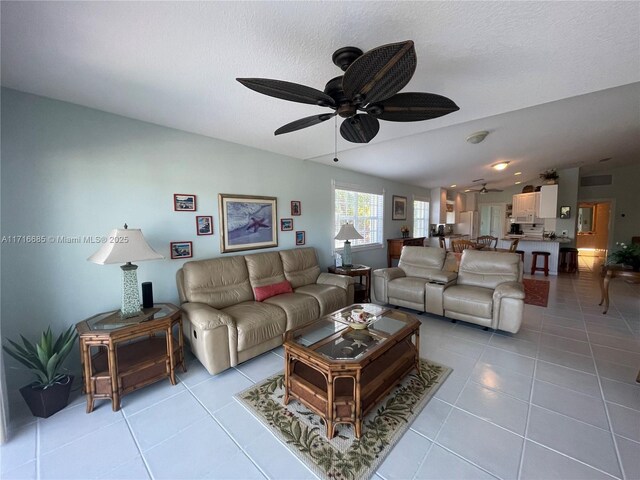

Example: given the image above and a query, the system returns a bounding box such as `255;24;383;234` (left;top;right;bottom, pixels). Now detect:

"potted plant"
608;242;640;271
3;325;77;418
539;169;559;184
400;225;410;238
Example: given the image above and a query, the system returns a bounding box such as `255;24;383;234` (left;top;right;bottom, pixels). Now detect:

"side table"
76;303;185;413
328;264;371;303
599;265;640;314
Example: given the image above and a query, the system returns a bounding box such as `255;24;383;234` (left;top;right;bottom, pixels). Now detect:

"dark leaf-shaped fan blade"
342;40;416;106
274;112;336;136
340;114;380;143
368;92;459;122
237;78;336;107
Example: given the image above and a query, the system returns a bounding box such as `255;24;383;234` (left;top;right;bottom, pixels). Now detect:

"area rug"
235;359;451;480
523;278;550;307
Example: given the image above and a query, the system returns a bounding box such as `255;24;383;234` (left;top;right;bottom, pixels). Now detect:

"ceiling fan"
237;40;459;144
467;183;504;194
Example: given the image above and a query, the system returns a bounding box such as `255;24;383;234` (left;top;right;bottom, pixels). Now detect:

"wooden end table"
76;303;185;413
599;265;640;314
283;304;420;439
328;264;371;303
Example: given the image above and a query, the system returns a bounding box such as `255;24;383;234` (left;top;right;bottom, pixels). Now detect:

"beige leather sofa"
373;247;525;333
443;250;524;333
372;246;457;315
176;247;354;374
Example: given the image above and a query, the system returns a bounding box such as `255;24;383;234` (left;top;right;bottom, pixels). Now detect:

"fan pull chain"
333;115;339;162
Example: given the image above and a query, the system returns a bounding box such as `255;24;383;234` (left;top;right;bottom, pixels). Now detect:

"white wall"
0;88;428;400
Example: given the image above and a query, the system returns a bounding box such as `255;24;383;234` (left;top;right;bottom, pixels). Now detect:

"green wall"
0;88;428;412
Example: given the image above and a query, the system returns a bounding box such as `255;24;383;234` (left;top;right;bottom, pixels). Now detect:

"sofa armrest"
317;272;352;291
372;267;406;304
427;270;458;284
181;302;235;330
493;281;525;302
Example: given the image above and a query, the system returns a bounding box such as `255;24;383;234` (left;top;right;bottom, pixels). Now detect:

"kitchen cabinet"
538;185;558;218
446;201;455;224
512;192;541;224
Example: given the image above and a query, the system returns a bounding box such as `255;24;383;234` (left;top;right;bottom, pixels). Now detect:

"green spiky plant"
3;325;77;389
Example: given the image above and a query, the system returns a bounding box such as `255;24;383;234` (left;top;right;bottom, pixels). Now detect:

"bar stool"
531;251;550;276
559;247;579;273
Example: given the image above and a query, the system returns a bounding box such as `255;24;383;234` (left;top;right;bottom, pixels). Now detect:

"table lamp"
335;223;363;267
88;224;163;318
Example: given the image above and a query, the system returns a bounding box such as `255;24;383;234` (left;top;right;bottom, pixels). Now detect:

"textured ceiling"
2;1;639;189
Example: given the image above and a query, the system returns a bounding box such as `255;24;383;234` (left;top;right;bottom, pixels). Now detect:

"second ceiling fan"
467;183;504;194
237;40;459;144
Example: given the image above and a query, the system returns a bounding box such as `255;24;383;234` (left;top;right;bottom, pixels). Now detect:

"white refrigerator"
454;211;479;239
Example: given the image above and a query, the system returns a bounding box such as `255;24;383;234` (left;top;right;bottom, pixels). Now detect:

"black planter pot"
20;375;74;418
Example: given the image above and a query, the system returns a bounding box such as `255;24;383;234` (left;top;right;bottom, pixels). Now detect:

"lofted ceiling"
1;1;639;190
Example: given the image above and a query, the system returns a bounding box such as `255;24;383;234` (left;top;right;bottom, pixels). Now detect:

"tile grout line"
180;375;272;480
582;311;628;479
120;408;154;480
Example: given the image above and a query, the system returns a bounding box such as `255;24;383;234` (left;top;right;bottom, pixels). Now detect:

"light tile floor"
2;259;639;480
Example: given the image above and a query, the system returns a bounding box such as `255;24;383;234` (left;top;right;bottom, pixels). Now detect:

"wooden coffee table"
283;304;420;439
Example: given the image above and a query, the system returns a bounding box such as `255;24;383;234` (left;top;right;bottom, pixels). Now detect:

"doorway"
479;204;506;238
576;201;611;266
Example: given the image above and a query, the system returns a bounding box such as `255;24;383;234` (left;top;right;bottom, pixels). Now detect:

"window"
333;181;384;251
413;197;430;237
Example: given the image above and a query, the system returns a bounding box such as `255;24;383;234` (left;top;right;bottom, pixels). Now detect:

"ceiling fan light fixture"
492;161;510;171
466;131;489;144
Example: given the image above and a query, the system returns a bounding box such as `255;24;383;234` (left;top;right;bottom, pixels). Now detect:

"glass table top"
84;304;177;331
289;304;412;361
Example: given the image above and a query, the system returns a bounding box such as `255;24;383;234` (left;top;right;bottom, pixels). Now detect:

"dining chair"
509;238;520;252
438;236;446;249
476;235;498;249
451;239;476;252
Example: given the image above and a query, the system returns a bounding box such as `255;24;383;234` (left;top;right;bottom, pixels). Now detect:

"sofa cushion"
264;293;320;330
253;280;293;302
182;256;253;308
443;285;493;319
388;277;427;305
245;251;287;288
295;284;346;316
457;250;521;289
223;301;287;351
398;246;447;279
279;248;321;288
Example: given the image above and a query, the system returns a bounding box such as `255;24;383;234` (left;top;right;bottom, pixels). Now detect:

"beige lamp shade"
87;228;163;264
335;223;364;241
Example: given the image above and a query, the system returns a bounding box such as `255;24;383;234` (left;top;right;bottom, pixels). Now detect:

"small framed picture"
196;216;213;235
174;194;196;211
392;195;407;221
560;206;571;219
295;230;306;245
280;218;293;231
291;200;301;216
170;241;193;259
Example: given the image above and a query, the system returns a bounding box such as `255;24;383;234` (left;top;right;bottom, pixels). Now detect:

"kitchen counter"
503;236;572;244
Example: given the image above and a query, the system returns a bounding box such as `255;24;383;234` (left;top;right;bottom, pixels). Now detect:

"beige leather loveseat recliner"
372;246;458;315
443;249;525;333
176;247;354;374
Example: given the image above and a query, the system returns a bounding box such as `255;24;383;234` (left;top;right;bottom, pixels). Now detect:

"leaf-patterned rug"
235;359;451;480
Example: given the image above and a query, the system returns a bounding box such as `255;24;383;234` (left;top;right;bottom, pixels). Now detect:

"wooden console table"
599;265;640;314
76;303;185;413
387;237;426;267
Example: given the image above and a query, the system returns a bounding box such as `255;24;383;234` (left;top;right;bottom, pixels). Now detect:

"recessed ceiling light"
514;172;522;176
599;157;612;163
515;181;521;185
450;184;457;188
492;161;510;171
466;131;489;144
464;189;472;193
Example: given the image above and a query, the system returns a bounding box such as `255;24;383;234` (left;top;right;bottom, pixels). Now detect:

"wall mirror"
577;204;596;233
